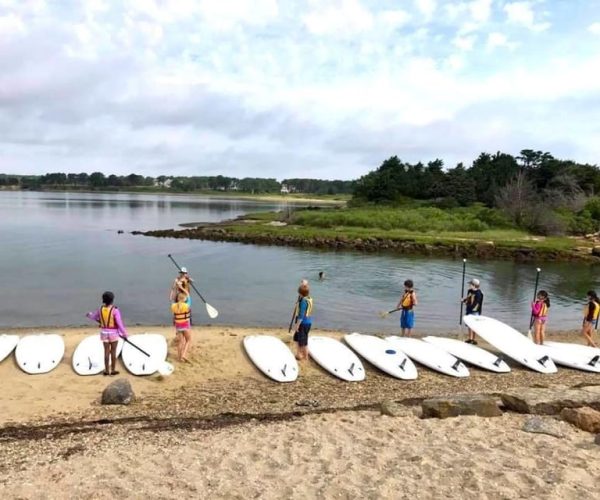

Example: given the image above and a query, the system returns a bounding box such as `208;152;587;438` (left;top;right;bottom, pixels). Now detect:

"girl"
582;290;599;347
292;283;313;361
531;290;550;345
171;292;192;362
397;280;417;337
86;291;128;376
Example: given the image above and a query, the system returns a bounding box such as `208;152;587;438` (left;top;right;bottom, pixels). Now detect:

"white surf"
308;336;365;382
72;335;124;375
121;333;168;376
541;341;600;373
463;315;557;374
344;333;417;380
386;337;469;378
0;334;19;363
243;335;298;382
15;334;65;374
423;336;510;373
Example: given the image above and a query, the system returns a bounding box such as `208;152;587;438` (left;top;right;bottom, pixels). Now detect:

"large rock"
101;378;135;405
380;400;403;417
561;407;600;433
500;385;600;415
521;417;565;438
421;394;502;419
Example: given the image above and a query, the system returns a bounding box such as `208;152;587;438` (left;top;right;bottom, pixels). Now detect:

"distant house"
280;184;290;194
229;182;239;191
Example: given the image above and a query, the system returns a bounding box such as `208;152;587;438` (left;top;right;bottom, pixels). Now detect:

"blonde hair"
177;292;187;302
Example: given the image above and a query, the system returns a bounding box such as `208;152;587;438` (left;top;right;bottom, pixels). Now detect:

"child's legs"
534;320;541;344
103;342;110;372
182;330;192;359
539;321;546;344
176;332;185;360
109;341;118;371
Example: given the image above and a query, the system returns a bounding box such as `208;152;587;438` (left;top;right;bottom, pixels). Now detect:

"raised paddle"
527;267;541;340
121;335;174;377
168;254;219;319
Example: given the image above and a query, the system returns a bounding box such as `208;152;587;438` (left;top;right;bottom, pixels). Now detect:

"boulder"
561;407;600;433
521;417;565;439
421;394;502;419
500;385;600;415
101;378;135;405
380;400;403;417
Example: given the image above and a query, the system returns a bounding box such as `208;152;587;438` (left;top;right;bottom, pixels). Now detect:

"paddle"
378;308;401;318
288;301;297;333
168;254;219;319
527;267;541;340
121;335;174;377
459;258;467;325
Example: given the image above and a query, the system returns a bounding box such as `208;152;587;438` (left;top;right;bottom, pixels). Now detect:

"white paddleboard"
463;315;557;374
0;334;19;363
121;334;168;376
243;335;298;382
344;333;417;380
15;334;65;374
308;336;365;382
423;336;510;373
72;335;124;375
386;337;469;378
541;341;600;373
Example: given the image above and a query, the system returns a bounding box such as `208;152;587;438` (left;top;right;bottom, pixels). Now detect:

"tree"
89;172;106;187
495;171;536;227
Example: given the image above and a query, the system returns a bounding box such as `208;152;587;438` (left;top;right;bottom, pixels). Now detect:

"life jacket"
172;302;191;322
99;306;116;329
534;300;548;317
584;301;600;321
294;296;313;319
401;291;414;310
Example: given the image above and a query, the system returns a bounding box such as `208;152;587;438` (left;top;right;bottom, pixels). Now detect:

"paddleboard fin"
399;358;407;371
281;363;287;377
537;355;549;366
493;357;502;367
451;360;462;371
348;362;355;376
588;355;599;367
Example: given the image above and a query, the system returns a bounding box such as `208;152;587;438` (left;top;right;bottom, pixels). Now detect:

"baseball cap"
180;267;188;273
469;278;480;286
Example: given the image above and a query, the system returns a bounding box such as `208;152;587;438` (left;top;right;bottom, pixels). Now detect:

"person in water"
582;290;599;347
397;280;417;337
171;292;192;362
170;267;192;306
531;290;550;345
318;271;325;281
86;291;128;376
462;278;483;345
292;283;313;361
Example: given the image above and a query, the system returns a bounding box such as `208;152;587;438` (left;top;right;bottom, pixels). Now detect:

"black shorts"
293;323;311;347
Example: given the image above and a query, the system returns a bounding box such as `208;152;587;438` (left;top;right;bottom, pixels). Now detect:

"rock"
380;400;403;417
295;399;320;408
421;394;502;419
500;385;600;415
595;434;600;445
101;378;135;405
522;417;565;438
561;407;600;433
592;246;600;258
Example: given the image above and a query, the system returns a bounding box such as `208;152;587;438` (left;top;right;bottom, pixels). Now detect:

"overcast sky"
0;0;599;180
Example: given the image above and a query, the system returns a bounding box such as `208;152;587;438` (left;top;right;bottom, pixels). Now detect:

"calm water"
0;191;599;333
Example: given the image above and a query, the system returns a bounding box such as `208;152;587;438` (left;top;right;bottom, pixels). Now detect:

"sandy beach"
1;326;600;499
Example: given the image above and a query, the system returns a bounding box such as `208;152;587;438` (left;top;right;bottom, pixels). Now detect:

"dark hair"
587;290;598;301
404;279;413;288
102;291;115;306
538;290;550;307
298;285;310;297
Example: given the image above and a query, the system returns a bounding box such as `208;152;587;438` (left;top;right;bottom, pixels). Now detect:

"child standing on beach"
171;292;192;362
397;280;417;337
582;290;599;347
462;279;483;345
86;291;128;376
292;283;313;361
531;290;550;345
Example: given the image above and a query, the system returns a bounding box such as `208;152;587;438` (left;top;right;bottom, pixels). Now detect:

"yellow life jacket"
294;296;313;319
584;301;600;320
172;302;191;322
401;291;414;310
99;306;116;329
539;302;549;317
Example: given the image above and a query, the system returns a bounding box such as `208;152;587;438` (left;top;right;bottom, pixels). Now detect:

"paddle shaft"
288;302;296;333
529;268;541;329
120;335;150;358
168;254;209;304
459;258;467;325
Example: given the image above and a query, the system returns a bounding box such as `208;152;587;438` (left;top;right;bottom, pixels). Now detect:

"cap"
469;278;480;286
180;267;188;273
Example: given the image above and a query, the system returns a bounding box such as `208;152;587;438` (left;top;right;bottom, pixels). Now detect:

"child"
462;278;483;344
531;290;550;345
397;280;417;337
86;291;128;376
292;283;313;361
582;290;599;347
171;292;192;362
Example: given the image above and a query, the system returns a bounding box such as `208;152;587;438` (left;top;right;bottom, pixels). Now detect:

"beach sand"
1;326;599;499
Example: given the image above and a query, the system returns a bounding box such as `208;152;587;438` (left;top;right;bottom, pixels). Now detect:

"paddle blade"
158;361;175;377
205;303;219;319
527;329;533;341
378;311;389;318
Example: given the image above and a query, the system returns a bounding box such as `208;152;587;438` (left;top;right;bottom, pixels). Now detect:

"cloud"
589;22;600;35
486;32;517;50
504;1;551;32
414;0;436;21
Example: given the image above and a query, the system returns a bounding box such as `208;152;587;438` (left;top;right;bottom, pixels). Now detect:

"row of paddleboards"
0;333;169;375
244;315;600;383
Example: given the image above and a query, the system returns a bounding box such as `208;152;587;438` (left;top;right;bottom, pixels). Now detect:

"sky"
0;0;599;180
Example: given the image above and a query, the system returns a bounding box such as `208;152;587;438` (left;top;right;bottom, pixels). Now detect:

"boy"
292;283;313;360
462;278;483;344
397;280;417;337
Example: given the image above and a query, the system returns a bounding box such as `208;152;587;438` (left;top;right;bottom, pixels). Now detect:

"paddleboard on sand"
72;335;124;375
463;315;557;374
15;334;65;374
386;337;470;378
0;334;19;363
243;335;298;382
423;336;510;373
308;336;365;382
541;341;600;373
344;333;417;380
121;333;168;376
